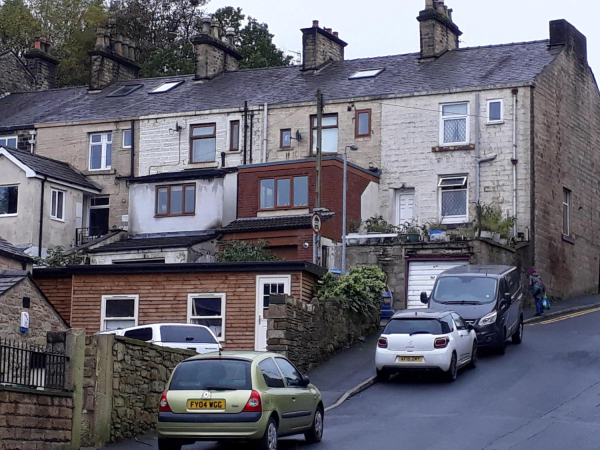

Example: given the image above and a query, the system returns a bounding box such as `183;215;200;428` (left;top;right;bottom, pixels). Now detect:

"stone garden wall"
266;294;380;372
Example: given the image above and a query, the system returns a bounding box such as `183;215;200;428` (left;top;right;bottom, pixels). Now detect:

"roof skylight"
149;81;184;94
348;68;385;80
107;84;143;97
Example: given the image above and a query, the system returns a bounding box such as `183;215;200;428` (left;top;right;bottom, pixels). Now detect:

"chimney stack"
191;15;242;80
417;0;462;60
24;37;59;91
88;22;140;90
301;20;347;71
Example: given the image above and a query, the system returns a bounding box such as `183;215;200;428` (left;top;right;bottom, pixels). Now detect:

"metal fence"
0;339;68;391
75;227;104;246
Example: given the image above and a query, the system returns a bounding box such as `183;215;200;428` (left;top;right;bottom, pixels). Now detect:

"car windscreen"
160;326;217;344
383;318;450;335
432;276;498;304
169;359;252;391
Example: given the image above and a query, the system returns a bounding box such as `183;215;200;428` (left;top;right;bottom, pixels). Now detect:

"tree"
0;0;41;56
35;246;86;267
238;17;292;69
212;6;244;44
215;240;280;263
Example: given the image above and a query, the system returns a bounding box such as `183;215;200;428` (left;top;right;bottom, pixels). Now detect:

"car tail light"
159;391;172;413
434;337;450;349
243;390;262;412
378;337;388;349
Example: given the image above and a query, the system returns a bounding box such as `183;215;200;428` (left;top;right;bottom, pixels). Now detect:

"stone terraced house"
0;0;598;302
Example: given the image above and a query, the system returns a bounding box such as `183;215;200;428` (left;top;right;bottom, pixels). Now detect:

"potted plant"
364;215;398;243
479;204;502;240
498;216;516;245
406;226;421;243
428;222;448;242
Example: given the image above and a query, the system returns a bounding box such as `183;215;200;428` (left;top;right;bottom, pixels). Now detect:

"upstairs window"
0;136;17;148
51;189;65;221
260;176;309;209
123;129;132;149
190;124;216;163
280;129;292;149
156;184;195;217
563;188;571;236
440;103;469;145
355;109;371;137
439;176;468;224
0;185;18;216
487;99;503;123
311;114;338;154
89;132;112;170
229;120;240;151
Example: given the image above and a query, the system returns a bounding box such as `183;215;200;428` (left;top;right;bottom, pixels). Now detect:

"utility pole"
313;89;323;265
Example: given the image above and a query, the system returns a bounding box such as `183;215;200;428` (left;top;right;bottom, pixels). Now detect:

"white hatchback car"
95;323;221;354
375;309;477;382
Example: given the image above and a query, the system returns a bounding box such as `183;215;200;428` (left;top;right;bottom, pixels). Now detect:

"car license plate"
187;399;226;410
396;356;423;362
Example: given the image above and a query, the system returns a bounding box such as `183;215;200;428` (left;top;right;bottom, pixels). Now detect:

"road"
106;309;600;450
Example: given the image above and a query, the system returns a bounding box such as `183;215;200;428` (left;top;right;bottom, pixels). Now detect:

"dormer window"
348;68;384;80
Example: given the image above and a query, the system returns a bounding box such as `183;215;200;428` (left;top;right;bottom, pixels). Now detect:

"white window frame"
100;295;139;331
0;184;19;217
187;293;226;342
439;102;470;146
438;176;469;224
50;188;65;222
122;129;132;149
0;135;18;148
89;132;112;171
563;188;571;236
487;99;504;124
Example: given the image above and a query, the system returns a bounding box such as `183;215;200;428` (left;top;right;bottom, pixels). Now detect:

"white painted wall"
361;181;380;222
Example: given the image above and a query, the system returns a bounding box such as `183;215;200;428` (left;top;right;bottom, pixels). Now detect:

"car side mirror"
299;374;310;387
420;292;429;304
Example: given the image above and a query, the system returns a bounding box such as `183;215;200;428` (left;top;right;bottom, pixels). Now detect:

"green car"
156;351;324;450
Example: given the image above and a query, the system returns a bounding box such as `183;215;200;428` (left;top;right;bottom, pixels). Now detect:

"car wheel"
256;416;278;450
512;317;524;345
376;369;391;382
304;406;324;443
497;330;507;355
445;353;458;382
158;438;183;450
468;344;478;369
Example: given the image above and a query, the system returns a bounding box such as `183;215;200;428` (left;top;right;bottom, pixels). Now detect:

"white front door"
255;276;291;351
406;261;468;309
396;193;415;226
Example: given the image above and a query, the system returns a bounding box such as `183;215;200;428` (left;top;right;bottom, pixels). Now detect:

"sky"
205;0;600;73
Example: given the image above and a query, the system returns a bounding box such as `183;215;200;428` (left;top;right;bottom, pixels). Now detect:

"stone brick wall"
0;386;73;450
0;255;25;271
90;54;139;90
302;27;344;71
0;51;36;96
266;294;380;372
531;22;600;299
24;50;59;90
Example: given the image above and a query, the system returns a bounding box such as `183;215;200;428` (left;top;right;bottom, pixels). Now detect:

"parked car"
421;265;524;354
375;309;477;382
156;351;324;450
94;323;221;354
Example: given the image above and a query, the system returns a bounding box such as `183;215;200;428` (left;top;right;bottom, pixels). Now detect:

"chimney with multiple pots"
417;0;462;59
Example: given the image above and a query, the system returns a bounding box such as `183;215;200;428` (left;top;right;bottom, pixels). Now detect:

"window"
0;136;17;148
259;358;285;388
260;176;309;209
156;184;195;217
451;313;466;331
0;185;18;215
190;124;216;163
348;68;384;79
107;84;142;97
440;102;469;145
89;196;110;236
280;129;292;149
439;176;468;223
487;99;503;123
355;109;371;137
170;359;251;391
149;80;184;94
50;189;65;221
188;293;226;341
123;327;153;342
160;325;218;344
311;114;338;154
274;358;303;387
563;188;571;236
229;121;240;151
89;132;112;170
123;129;132;149
101;295;138;331
383;319;450;335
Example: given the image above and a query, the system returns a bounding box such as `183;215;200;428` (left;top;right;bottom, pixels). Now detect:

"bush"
215;240;280;262
317;265;387;314
35;246;85;267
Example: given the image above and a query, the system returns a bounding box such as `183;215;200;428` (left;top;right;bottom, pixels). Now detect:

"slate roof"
0;40;561;128
0;270;28;296
0;146;101;191
221;213;334;234
88;233;218;253
0;236;33;263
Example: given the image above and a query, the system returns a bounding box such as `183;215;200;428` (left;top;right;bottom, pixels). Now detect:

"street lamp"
342;144;359;273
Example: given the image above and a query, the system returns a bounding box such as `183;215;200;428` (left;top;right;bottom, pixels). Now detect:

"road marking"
528;306;600;326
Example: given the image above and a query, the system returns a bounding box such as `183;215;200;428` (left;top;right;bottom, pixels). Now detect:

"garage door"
407;261;468;309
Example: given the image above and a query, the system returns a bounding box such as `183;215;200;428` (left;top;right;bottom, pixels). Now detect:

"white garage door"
407;261;468;309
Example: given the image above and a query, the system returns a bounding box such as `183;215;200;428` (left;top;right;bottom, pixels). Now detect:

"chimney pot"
418;0;461;59
211;18;219;38
114;35;123;56
425;0;434;7
333;31;339;37
312;20;319;28
226;27;235;46
34;39;42;50
325;28;332;33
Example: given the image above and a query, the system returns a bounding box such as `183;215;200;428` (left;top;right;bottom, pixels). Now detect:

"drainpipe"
249;112;254;164
262;103;268;163
38;177;46;257
475;93;497;204
243;101;248;165
130;119;135;177
512;89;519;237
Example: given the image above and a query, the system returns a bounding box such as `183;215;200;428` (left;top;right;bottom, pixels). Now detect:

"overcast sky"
206;0;600;73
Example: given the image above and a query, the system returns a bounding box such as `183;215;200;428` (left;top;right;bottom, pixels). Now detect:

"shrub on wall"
215;239;280;262
35;246;86;267
317;265;387;314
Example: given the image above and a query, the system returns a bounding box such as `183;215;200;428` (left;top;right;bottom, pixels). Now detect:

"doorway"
255;275;291;351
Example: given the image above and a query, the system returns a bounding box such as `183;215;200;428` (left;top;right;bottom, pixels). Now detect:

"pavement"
523;292;600;322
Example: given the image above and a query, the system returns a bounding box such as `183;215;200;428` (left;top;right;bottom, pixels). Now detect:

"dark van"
421;265;524;354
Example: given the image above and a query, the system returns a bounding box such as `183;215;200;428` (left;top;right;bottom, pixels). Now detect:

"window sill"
50;217;65;223
0;214;18;218
155;214;196;218
355;134;371;139
432;144;475;152
279;147;293;151
85;169;116;175
562;234;576;245
486;121;505;125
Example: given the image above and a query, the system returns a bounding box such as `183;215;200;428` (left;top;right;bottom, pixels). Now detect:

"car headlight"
479;311;497;326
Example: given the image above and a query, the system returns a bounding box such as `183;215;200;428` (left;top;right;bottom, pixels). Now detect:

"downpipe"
512;89;519;237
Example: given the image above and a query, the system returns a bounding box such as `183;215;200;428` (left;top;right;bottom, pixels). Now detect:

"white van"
95;323;221;354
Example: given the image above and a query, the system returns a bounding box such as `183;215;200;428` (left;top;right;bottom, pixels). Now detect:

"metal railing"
75;227;104;246
0;339;68;391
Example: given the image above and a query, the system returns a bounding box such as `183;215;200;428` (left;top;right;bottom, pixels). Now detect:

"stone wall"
266;294;380;372
302;27;344;70
0;51;36;96
0;386;74;450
